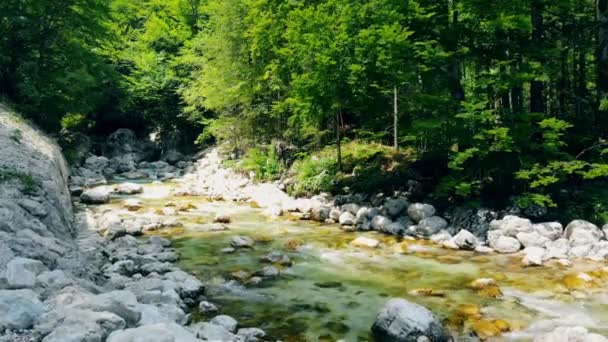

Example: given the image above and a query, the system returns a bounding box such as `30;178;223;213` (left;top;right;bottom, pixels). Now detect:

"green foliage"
0;168;39;195
61;113;89;132
240;146;283;181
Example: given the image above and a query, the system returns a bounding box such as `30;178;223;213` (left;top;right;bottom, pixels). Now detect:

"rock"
260;252;292;266
80;187;111;204
371;215;392;231
103;260;136;276
311;206;331;222
341;203;361;215
516;231;550;248
0;289;43;330
534;326;608;342
263;205;283;218
193;322;239;341
415;216;448;237
36;270;74;290
329;208;342;221
490;236;521;253
430;231;452;244
351;237;380;248
469;278;496;289
214;214;231;224
135;303;185;325
339;212;356;226
533;222;563;241
474;246;494;254
587;241;608;261
407;203;436;223
123;199;143;211
544;238;570;260
384;198;408;218
163;270;204;299
41;309;126;342
451;229;476;250
107;322;199;342
443;207;497;239
569;245;592;258
161;149;184;165
603;224;608;240
149;235;171;247
489;215;533;238
371;298;445;342
231;236;254;248
237;327;266;342
115;182;144;195
210;315;238;333
564;220;603;247
4;257;46;289
199;301;219;314
255;266;279;278
380;222;406;235
522;246;545;266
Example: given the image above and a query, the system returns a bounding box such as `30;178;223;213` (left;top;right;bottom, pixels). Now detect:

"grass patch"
288;140;416;196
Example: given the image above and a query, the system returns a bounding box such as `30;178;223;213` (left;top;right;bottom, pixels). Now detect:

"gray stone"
407;203;436;223
36;270;74;290
115;182;144;195
5;257;46;289
311;206;331;222
384;198;408;218
231;236;254;248
0;289;43;330
41;309;126;342
329;208;341;221
544;238;570;260
516;231;550;248
371;215;392;231
237;327;266;342
210;315;238;333
193;322;239;341
371;298;445;342
107;322;199;342
80;187;111;204
149;235;171;247
199;301;219;314
489;215;533;237
415;216;448;237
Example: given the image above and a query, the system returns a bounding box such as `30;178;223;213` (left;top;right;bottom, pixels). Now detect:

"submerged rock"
371;298;446;342
80;187;111;204
231;236;254;248
351;236;380;248
115;182;144;195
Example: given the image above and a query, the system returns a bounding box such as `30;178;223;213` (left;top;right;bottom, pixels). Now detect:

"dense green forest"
2;0;608;221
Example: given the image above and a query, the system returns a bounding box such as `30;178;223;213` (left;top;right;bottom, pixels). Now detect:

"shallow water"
100;182;608;341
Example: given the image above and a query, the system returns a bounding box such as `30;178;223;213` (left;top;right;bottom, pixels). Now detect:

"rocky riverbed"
2;119;608;341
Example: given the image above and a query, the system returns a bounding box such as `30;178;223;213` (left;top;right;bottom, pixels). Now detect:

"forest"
2;0;608;223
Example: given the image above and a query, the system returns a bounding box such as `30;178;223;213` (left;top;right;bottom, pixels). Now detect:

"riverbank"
71;136;608;341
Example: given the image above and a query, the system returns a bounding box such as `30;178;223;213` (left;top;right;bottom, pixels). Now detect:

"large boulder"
40;309;126;342
564;220;603;247
115;183;144;195
414;216;448;237
384;198;408;218
0;289;44;330
533;222;563;241
516;231;550;248
490;235;521;253
407;203;435;223
339;211;356;226
443;207;497;238
371;298;445;342
4;257;46;289
544;238;570;260
107;322;199;342
452;229;477;250
80;187;111;204
371;215;392;231
489;215;533;237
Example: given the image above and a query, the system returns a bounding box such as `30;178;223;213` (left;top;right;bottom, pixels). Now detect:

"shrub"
240;146;283;181
60;113;89;132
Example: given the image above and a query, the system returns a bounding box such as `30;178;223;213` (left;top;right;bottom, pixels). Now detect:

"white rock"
544;238;570;260
490;235;521;253
452;229;476;250
123;199;143;211
522;246;546;266
339;211;356;226
533;222;563;241
430;230;452;244
80;187;111;204
210;315;238;333
489;215;533;237
587;241;608;261
534;326;608;342
407;203;436;222
371;215;392;231
516;231;550;248
115;182;144;195
564;220;603;247
329;208;341;221
474;245;494;254
351;237;380;248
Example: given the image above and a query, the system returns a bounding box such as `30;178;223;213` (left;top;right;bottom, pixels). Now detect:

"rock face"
0;289;43;330
371;298;446;342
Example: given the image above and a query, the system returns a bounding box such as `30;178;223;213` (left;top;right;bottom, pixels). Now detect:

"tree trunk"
598;0;608;106
530;0;545;114
336;111;342;172
394;86;399;150
447;1;465;103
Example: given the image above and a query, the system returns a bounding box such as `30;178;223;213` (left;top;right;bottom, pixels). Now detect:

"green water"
100;182;608;341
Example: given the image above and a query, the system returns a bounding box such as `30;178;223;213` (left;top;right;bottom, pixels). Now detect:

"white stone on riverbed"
490;235;521;253
351;237;380;248
452;229;476;250
107;322;199;342
123;199;143;211
339;211;356;226
564;220;603;247
522;247;545;266
115;182;143;195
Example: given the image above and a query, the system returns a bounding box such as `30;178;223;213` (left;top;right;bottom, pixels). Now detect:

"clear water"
99;182;608;341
